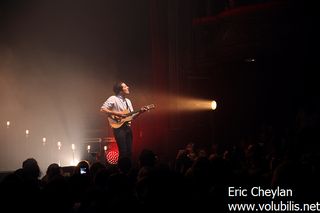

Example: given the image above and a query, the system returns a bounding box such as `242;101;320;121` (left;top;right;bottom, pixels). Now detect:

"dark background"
1;0;319;171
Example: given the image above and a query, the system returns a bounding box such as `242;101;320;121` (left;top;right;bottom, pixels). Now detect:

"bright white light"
104;145;107;151
25;129;29;135
211;100;217;110
71;144;75;151
70;159;79;166
42;137;46;146
245;58;256;62
57;141;62;150
6;121;10;128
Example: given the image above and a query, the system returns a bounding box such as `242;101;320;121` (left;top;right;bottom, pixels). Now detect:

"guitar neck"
126;109;142;116
125;104;155;116
108;104;154;129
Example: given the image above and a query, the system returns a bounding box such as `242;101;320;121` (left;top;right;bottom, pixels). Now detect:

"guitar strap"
124;99;132;127
124;99;131;112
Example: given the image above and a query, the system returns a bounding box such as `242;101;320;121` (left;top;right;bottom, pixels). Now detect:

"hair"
22;158;41;178
113;81;124;95
73;160;90;176
46;163;61;177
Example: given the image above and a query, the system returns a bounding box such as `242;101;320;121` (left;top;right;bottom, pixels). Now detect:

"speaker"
81;138;103;164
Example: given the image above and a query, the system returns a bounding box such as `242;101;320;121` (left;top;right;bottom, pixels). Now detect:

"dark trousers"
113;124;133;160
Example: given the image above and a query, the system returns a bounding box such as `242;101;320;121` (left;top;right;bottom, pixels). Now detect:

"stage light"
42;137;46;146
57;141;62;166
6;121;10;128
70;159;79;166
148;92;218;112
71;144;76;165
179;98;217;111
25;129;29;137
87;145;91;153
211;100;217;110
57;141;62;150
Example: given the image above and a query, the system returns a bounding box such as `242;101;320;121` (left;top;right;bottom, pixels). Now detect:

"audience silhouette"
1;107;320;211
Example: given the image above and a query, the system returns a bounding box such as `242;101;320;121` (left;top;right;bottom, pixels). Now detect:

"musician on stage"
100;81;147;161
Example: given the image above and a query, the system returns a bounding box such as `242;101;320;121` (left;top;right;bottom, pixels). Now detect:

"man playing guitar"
100;81;153;161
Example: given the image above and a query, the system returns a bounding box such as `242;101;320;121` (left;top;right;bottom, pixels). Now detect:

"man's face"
121;83;130;95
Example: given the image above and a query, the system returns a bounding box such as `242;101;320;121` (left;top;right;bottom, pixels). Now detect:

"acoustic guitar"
108;104;155;128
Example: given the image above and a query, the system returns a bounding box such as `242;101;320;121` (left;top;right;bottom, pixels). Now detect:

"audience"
1;106;319;211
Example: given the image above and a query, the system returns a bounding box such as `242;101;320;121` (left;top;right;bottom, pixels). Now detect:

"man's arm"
100;107;127;117
101;96;128;117
131;106;148;119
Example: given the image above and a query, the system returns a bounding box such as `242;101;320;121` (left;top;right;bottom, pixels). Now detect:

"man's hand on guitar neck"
133;106;149;119
140;106;149;112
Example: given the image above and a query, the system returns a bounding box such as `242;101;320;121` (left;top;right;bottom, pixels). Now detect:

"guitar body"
108;110;133;129
107;104;155;129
